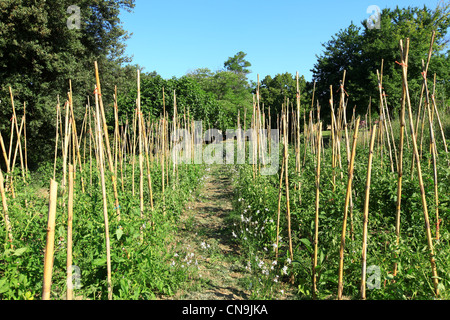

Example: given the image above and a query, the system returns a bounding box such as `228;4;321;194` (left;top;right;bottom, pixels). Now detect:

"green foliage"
0;159;205;300
312;3;450;125
0;0;136;168
230;140;450;300
224;51;252;75
258;72;309;128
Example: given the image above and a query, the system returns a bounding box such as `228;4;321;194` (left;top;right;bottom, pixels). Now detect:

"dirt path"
161;164;250;300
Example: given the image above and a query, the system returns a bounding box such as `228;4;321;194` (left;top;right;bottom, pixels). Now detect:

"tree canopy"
0;0;136;167
311;3;450;124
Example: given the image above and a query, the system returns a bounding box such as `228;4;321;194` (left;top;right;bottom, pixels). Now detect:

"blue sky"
119;0;443;84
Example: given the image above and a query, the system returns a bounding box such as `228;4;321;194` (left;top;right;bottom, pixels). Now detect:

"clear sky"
119;0;443;84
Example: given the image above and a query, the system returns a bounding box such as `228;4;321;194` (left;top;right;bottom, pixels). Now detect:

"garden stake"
42;179;58;300
0;169;13;249
361;124;377;300
312;122;322;299
399;38;439;297
337;117;360;300
66;164;74;300
94;85;113;300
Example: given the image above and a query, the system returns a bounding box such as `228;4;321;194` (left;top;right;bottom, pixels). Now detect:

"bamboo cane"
131;107;137;196
275;156;285;259
340;76;355;240
330;87;336;191
11;117;25;177
393;42;408;278
337;117;360;300
399;38;439;297
53;99;61;181
411;31;435;177
23;102;28;177
376;70;394;173
312;122;322;299
42;179;58;300
283;113;294;281
94;62;121;220
0;169;13;248
421;60;440;241
88;104;93;187
1;125;14;198
140;112;154;212
9;87;25;182
66;164;74;300
0;131;9;174
137;70;144;219
62;100;71;190
68;83;85;193
430;89;448;160
383;93;398;170
94;85;113;300
361;124;377;300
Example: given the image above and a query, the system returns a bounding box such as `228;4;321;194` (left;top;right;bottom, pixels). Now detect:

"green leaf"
13;247;28;256
0;279;9;294
93;258;107;266
299;238;311;247
116;228;124;241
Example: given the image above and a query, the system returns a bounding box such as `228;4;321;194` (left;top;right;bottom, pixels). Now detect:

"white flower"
264;247;268;251
171;260;175;266
273;276;279;282
280;290;284;294
232;231;237;238
282;265;288;275
248;205;251;209
200;242;206;249
286;258;291;264
272;260;277;265
257;259;264;268
174;253;179;257
256;210;260;214
272;243;278;249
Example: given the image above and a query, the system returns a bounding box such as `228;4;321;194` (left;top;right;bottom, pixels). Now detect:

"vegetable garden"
0;33;450;301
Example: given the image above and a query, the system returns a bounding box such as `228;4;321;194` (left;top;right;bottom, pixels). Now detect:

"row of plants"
0;160;206;300
229;142;450;299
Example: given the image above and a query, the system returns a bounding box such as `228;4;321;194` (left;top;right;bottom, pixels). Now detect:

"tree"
186;53;254;131
118;71;221;130
224;51;252;75
0;0;135;167
258;72;308;128
311;3;450;125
